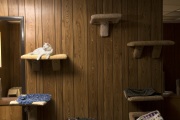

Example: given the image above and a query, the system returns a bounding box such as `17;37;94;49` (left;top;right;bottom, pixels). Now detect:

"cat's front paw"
46;55;50;59
37;56;41;60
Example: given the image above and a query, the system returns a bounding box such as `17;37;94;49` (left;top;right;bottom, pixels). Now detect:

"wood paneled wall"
0;106;22;120
0;0;163;120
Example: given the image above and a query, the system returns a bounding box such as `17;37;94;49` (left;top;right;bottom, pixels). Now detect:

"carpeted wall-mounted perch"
90;13;121;37
127;40;175;58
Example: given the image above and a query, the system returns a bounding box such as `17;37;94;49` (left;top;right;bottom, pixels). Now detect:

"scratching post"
90;13;121;37
100;22;109;37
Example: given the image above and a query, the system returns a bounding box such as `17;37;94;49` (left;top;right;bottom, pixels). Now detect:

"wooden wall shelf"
126;95;164;102
90;13;121;37
127;40;175;58
123;90;164;102
21;54;67;71
21;54;67;60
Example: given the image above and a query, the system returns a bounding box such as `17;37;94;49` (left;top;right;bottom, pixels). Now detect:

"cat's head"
43;43;52;51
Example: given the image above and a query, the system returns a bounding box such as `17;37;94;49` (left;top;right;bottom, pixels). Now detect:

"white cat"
29;43;53;60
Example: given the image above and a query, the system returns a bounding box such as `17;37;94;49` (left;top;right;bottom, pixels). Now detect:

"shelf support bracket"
52;60;60;71
32;61;40;71
152;45;162;58
133;46;144;59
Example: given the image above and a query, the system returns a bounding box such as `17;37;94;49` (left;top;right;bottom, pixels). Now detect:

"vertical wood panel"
137;0;155;112
0;106;22;120
87;0;98;119
103;0;113;120
112;0;123;119
35;0;43;94
8;0;18;16
42;0;56;120
19;0;25;16
62;0;74;119
73;0;88;117
55;0;63;120
62;0;75;120
42;0;55;46
138;0;151;88
151;0;163;93
127;0;138;113
103;0;112;14
96;0;104;120
35;0;43;119
25;0;36;94
122;0;129;119
0;0;8;16
55;0;63;119
127;0;138;91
